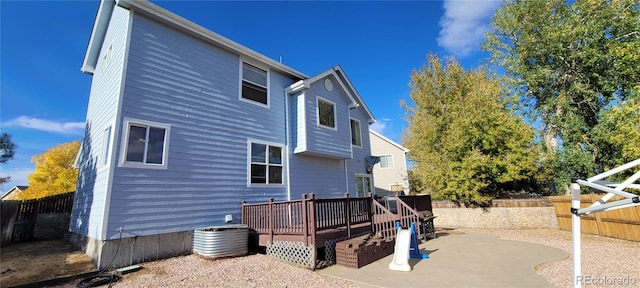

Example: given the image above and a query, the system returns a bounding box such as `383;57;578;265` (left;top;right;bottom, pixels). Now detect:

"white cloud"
437;0;502;57
0;167;33;192
4;116;85;135
370;118;391;134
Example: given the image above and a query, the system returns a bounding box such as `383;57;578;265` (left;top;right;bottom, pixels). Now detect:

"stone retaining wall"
433;207;559;229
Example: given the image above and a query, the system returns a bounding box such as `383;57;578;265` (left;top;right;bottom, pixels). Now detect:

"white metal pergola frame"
571;158;640;288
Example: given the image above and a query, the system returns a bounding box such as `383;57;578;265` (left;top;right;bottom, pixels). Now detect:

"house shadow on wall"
70;122;97;237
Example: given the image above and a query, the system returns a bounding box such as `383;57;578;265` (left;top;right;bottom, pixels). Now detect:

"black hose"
76;228;124;287
75;274;122;288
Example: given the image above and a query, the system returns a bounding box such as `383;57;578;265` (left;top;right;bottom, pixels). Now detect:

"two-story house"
370;130;410;196
70;0;375;268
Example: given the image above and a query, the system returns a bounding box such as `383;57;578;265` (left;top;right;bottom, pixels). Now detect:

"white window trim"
100;125;114;168
355;173;372;197
119;118;171;169
101;42;113;75
380;154;394;169
316;96;337;130
239;59;270;108
247;138;285;187
350;118;362;148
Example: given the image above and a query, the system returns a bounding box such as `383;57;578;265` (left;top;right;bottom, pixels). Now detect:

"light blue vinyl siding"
71;6;130;240
345;106;374;195
103;13;297;238
288;76;373;199
288;154;348;200
295;76;352;159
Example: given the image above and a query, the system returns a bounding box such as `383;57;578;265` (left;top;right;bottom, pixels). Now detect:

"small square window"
121;119;170;169
317;98;336;129
379;155;394;168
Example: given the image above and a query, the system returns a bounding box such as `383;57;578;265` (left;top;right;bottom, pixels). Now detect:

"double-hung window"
249;141;283;185
121;118;170;169
379;155;394;168
350;119;361;147
241;62;268;106
317;97;336;129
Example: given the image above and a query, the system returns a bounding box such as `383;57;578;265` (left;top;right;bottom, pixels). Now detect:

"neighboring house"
369;130;410;196
71;0;376;269
0;186;28;200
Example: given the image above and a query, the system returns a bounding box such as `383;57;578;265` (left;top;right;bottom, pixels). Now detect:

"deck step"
335;234;394;268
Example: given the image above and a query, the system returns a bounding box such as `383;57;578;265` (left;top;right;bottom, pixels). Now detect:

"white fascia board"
116;0;307;80
81;0;116;75
304;67;367;116
286;80;308;94
332;65;375;121
370;130;409;153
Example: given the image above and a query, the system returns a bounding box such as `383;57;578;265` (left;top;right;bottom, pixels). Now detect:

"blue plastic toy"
395;221;429;259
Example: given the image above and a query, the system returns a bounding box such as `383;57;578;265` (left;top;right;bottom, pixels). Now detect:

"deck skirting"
266;241;316;269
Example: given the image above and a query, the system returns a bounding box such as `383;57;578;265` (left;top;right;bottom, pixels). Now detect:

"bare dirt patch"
0;239;95;287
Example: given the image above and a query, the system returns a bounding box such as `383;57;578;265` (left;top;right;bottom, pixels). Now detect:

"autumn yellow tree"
19;141;80;200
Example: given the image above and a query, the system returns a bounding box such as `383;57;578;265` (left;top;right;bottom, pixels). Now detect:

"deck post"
394;192;402;224
309;193;316;246
301;194;309;246
344;192;352;238
268;198;274;244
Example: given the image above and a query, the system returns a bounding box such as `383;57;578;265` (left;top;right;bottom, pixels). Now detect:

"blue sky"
0;0;501;191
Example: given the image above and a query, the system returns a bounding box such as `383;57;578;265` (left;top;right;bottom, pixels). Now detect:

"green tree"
483;0;640;186
402;54;540;207
20;141;80;200
0;132;17;186
593;97;640;176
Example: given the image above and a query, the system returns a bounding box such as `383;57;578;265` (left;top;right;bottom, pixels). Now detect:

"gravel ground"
53;229;639;288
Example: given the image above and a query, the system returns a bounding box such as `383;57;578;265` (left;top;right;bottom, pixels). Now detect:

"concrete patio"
320;230;568;288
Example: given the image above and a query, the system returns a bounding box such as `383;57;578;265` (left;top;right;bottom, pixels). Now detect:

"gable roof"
1;185;29;200
370;130;409;153
81;0;375;121
286;65;375;121
81;0;306;79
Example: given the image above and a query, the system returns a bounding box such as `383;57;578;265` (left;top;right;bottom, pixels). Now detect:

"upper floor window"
379;155;394;168
120;118;170;169
241;62;268;106
350;119;362;147
317;97;336;129
102;43;113;73
249;141;283;185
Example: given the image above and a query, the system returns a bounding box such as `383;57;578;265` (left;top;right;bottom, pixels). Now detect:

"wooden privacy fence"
550;194;640;242
1;192;75;245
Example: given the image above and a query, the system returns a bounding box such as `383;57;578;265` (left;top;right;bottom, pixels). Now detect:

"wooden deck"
241;193;434;248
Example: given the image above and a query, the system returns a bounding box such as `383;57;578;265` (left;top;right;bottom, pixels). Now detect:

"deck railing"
242;193;433;247
371;194;433;241
242;193;373;246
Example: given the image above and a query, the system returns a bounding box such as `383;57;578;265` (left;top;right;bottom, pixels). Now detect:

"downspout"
284;89;291;201
344;159;349;196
